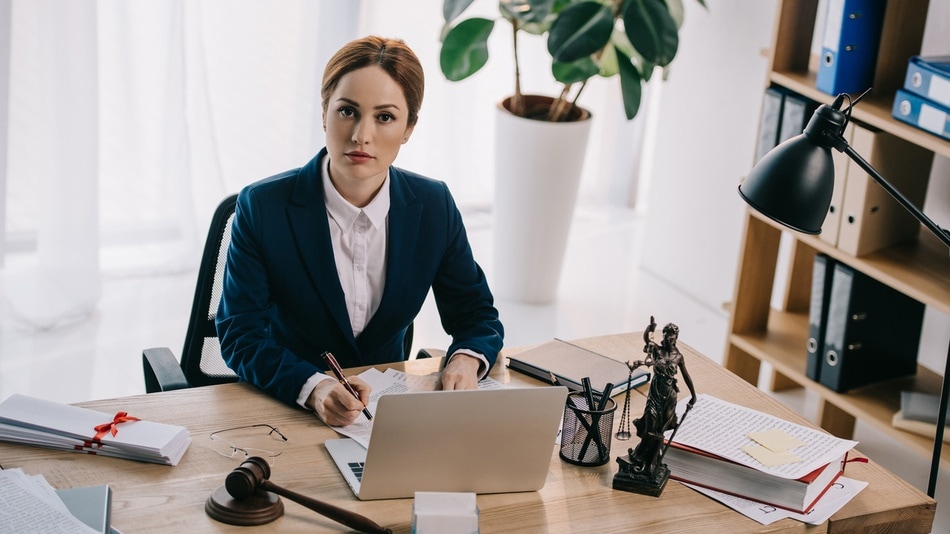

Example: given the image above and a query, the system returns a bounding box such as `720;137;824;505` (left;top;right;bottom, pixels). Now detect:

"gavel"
226;456;391;534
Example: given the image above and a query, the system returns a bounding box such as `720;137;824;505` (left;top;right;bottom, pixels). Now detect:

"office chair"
142;194;418;393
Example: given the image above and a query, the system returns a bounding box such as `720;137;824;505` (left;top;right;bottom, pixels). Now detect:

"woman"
216;36;504;426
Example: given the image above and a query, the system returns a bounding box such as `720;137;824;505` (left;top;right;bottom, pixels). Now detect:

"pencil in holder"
559;391;616;467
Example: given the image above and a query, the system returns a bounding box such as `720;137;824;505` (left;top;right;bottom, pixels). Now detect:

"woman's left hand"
439;354;481;390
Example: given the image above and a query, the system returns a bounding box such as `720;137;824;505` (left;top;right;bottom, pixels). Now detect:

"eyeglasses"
209;423;288;466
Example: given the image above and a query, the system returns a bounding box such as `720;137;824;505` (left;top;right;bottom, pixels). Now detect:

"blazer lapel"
360;168;421;343
286;150;356;347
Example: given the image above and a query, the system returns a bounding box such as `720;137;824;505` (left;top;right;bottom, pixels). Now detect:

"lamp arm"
841;145;950;249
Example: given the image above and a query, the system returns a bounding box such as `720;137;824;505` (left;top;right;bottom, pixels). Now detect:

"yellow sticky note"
742;444;803;466
748;429;805;452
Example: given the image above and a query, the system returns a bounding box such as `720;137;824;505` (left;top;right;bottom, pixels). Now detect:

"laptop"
324;386;569;500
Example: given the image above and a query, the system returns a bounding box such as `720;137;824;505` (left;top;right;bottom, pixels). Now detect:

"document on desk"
0;393;191;466
0;468;101;533
331;368;506;448
684;476;868;525
670;394;857;480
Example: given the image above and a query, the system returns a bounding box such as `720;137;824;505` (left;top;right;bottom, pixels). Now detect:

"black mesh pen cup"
559;391;616;466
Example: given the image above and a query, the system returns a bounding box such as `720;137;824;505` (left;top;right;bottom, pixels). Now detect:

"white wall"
640;0;778;316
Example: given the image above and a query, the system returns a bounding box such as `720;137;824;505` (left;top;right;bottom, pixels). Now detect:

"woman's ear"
402;124;415;144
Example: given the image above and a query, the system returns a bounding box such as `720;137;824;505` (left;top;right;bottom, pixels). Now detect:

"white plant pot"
492;96;592;304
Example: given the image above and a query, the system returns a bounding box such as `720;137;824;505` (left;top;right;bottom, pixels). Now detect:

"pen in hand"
321;351;373;421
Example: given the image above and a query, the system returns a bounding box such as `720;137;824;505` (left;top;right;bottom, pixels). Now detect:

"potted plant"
439;0;703;303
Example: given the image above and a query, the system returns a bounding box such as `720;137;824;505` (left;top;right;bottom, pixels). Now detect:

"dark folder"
754;86;784;164
778;91;818;145
820;263;925;392
806;254;834;382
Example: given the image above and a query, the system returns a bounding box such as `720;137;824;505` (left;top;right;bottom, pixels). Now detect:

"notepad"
506;338;650;395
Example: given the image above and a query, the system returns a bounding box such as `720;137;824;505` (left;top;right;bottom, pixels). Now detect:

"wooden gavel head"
225;456;272;500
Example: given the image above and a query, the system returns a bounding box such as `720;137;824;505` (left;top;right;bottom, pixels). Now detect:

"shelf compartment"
728;309;950;466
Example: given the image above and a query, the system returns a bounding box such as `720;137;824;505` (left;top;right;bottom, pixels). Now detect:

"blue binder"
892;88;950;142
903;55;950;108
815;0;886;96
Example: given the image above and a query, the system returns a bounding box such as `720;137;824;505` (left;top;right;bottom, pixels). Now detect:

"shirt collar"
321;156;390;232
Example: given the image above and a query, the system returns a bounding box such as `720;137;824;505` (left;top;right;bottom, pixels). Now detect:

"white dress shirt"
296;158;486;409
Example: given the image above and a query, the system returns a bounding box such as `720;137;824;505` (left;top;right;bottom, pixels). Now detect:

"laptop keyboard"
348;461;365;482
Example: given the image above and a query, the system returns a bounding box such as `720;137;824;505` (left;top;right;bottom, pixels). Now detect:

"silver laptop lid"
357;386;568;500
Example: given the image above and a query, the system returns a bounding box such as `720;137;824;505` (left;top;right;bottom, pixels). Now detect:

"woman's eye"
377;112;395;123
339;106;356;118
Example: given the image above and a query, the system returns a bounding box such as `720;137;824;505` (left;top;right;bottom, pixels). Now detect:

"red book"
664;440;847;513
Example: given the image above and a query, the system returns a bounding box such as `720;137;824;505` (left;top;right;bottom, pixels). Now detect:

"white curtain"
0;0;645;330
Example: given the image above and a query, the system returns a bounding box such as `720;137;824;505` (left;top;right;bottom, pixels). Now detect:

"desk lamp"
738;91;950;498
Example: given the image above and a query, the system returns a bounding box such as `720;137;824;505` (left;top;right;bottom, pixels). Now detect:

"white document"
0;468;99;534
0;394;191;465
331;368;506;448
670;394;858;480
684;476;868;525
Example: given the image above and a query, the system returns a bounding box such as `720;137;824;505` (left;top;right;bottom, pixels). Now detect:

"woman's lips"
345;151;373;163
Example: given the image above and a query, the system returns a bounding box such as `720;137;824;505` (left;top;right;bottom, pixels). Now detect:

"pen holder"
559;392;616;467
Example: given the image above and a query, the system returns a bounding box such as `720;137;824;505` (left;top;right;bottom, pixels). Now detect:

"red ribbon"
92;411;141;443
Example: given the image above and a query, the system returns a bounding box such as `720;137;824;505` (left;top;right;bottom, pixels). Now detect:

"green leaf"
547;2;614;64
440;18;496;82
444;0;477;23
615;46;643;120
623;0;679;66
500;0;555;24
552;56;600;85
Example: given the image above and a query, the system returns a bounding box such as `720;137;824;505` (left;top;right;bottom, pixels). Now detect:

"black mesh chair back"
144;193;416;393
180;193;239;387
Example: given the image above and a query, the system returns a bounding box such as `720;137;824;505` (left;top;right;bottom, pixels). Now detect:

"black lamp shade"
738;134;836;235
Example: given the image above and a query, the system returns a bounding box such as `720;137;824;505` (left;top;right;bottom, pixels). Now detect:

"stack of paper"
0;468;111;533
0;394;190;466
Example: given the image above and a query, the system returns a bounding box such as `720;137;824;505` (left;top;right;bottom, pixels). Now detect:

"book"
820;263;925;392
666;394;858;514
892;410;950;443
900;390;943;423
505;338;649;396
664;441;847;513
56;485;112;533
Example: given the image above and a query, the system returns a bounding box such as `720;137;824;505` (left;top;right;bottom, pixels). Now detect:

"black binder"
778;91;818;145
806;254;834;381
820;263;925;392
754;86;783;163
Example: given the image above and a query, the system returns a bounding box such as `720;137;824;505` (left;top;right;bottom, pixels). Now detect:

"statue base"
612;463;670;497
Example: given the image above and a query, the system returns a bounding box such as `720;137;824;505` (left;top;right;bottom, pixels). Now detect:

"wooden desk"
0;333;935;532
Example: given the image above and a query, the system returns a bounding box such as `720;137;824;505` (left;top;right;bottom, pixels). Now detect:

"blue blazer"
216;149;504;405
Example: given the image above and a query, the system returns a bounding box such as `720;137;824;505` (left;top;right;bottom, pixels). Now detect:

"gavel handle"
259;479;391;534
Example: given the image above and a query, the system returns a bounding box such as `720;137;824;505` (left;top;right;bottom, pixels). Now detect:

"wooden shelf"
749;210;950;315
769;69;950;159
728;308;950;466
728;0;949;494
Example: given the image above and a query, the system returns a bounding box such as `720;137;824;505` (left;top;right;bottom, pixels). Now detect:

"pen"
321;351;373;421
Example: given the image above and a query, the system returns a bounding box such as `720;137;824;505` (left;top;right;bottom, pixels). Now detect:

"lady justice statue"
613;316;697;496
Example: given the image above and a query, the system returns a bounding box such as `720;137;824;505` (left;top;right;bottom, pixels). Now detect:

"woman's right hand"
306;376;372;426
